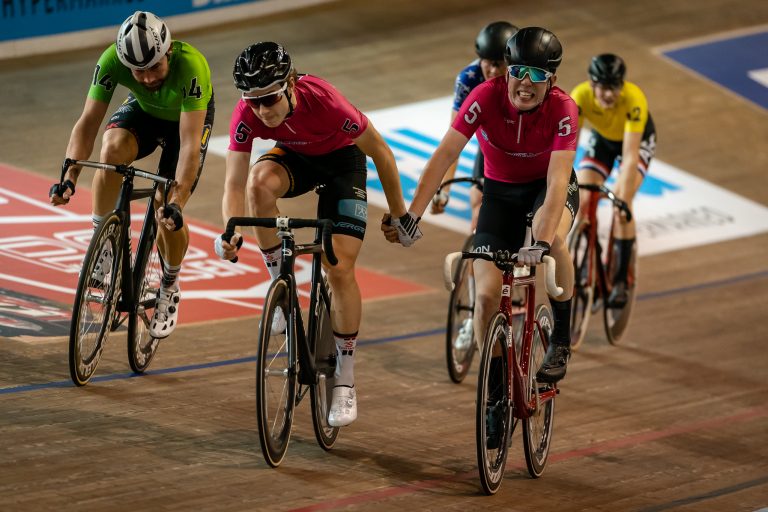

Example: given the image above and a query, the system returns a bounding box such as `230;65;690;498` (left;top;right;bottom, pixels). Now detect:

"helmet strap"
285;87;295;119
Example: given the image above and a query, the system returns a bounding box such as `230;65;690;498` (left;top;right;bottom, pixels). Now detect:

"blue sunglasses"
508;65;553;83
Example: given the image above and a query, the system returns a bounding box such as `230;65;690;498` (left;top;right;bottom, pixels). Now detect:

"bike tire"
256;278;296;467
523;304;556;478
68;214;123;386
568;219;596;350
476;312;512;495
310;278;340;450
603;238;638;345
446;235;476;383
127;218;162;374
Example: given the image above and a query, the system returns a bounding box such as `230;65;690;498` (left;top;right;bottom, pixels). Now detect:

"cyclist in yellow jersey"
569;54;656;306
49;11;215;339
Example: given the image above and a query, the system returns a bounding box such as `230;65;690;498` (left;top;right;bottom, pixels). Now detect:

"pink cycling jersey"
452;76;578;183
228;74;369;156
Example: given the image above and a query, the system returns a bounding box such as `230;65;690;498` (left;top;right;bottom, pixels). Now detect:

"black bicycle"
55;159;172;386
223;215;340;467
437;177;525;384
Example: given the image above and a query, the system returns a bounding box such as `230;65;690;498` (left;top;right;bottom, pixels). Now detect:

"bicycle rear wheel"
310;278;340;450
446;235;475;383
603;237;638;345
568;219;595;350
127;219;162;373
523;304;556;478
68;214;123;386
256;278;296;467
476;312;512;495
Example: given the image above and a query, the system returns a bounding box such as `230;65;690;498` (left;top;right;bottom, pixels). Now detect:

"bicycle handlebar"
577;183;632;222
436;176;483;194
443;251;562;297
223;216;338;266
60;158;175;205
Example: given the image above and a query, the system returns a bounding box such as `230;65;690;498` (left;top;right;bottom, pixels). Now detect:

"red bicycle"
443;245;562;494
568;183;635;349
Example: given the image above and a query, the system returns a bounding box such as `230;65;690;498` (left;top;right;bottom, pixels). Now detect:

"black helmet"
475;21;518;61
233;42;293;92
588;53;626;86
504;27;562;73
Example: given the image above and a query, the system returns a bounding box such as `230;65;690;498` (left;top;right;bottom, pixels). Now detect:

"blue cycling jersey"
452;59;486;111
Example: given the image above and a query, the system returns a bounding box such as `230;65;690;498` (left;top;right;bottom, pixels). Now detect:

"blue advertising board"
662;30;768;110
0;0;264;42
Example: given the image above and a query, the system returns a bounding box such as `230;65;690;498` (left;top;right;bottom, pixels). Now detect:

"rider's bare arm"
353;122;407;218
64;98;110;184
168;109;207;208
410;127;468;218
533;150;575;245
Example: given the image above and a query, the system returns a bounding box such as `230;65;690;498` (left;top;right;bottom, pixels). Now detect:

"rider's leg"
92;127;139;217
608;165;643;306
325;234;363;427
536;207;577;383
472;259;502;350
247;159;291;250
470;186;483;233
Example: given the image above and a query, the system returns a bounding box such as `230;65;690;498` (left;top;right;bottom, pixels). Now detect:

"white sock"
162;261;181;290
261;243;282;281
334;331;357;387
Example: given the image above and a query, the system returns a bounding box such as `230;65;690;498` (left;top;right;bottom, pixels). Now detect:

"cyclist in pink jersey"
384;27;579;383
215;42;415;427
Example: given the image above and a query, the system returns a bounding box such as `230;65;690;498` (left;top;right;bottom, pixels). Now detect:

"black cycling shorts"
256;144;368;240
105;92;216;191
472;151;485;181
578;114;657;179
473;170;579;253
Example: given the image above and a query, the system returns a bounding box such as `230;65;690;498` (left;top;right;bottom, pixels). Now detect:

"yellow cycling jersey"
570;80;649;142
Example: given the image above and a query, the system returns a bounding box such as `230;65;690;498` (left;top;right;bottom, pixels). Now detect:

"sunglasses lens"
509;65;550;82
245;93;280;108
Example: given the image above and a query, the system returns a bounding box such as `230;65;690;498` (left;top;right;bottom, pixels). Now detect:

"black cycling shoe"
485;402;503;450
536;343;571;383
607;280;628;308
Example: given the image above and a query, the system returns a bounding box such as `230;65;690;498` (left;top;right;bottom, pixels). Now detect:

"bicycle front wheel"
476;312;512;495
68;214;123;386
310;278;340;450
256;278;296;467
568;219;595;350
127;220;162;373
523;304;556;478
603;238;638;345
446;235;476;383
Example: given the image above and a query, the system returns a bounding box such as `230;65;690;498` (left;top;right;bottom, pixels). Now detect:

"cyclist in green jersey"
49;11;215;340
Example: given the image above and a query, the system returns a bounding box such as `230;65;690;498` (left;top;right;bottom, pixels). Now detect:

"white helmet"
116;11;171;70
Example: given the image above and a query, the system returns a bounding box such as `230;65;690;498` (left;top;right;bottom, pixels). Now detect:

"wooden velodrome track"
2;0;768;510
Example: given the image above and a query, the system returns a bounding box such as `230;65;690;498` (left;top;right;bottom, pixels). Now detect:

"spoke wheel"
256;278;295;467
568;220;596;350
68;215;123;386
523;305;556;478
476;312;512;495
127;223;162;373
604;237;638;344
446;235;476;383
310;278;340;450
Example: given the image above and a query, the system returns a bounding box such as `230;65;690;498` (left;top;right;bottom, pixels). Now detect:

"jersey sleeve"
551;94;579;152
569;82;590;130
451;85;485;139
87;45;124;104
326;87;369;138
623;83;649;134
227;101;256;153
179;46;213;112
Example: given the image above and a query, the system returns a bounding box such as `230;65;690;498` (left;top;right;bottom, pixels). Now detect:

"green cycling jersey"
87;41;212;122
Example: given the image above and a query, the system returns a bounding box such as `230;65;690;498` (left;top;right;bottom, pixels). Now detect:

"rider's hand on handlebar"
430;189;449;214
49;179;76;206
517;240;551;266
215;232;243;261
157;203;184;232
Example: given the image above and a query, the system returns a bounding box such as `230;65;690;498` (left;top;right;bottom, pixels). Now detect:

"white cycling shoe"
150;284;180;339
328;385;357;427
271;305;287;336
454;318;473;351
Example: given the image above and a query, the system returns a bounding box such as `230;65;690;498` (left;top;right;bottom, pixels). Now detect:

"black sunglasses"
242;82;288;108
